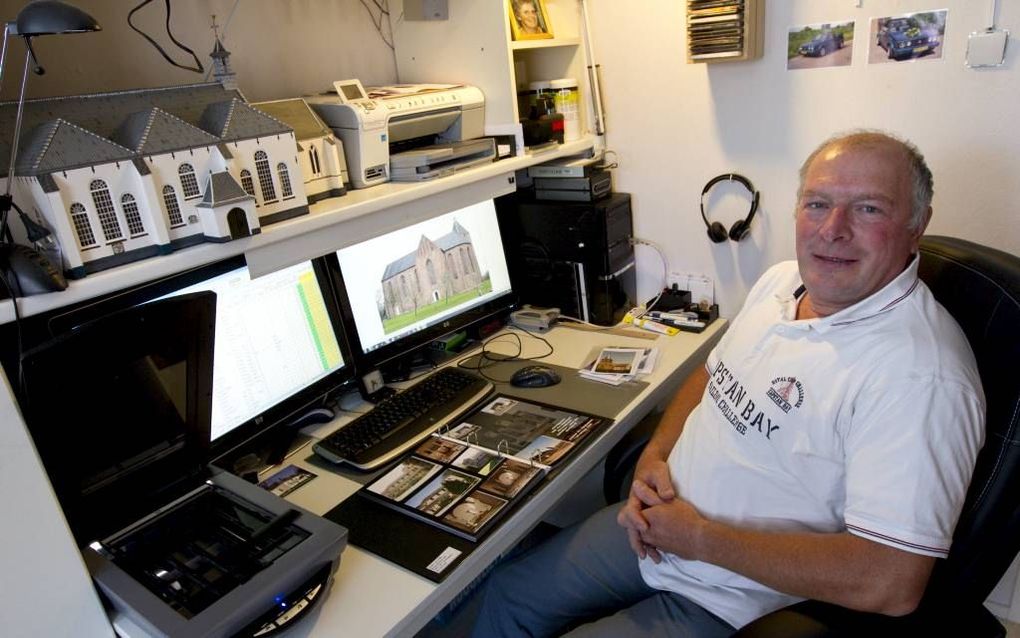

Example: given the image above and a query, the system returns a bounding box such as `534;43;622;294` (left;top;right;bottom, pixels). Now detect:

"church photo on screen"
335;200;512;353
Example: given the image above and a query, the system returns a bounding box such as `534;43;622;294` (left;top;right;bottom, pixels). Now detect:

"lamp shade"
15;0;101;36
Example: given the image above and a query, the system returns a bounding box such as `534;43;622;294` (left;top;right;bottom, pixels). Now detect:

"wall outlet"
669;271;715;306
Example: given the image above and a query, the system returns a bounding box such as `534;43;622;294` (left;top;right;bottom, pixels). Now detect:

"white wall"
0;0;399;102
589;0;1020;317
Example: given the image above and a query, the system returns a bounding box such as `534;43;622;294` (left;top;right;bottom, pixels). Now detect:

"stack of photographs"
688;0;746;60
361;396;610;541
579;346;659;386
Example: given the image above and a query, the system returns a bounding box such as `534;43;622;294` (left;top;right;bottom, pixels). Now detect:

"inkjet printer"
19;292;347;637
306;79;487;188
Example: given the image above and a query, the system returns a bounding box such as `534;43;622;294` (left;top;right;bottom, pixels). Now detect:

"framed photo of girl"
509;0;553;40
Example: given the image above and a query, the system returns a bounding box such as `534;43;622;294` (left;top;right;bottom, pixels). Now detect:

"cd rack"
686;0;764;64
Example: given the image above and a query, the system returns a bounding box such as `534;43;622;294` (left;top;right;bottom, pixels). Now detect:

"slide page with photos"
361;396;610;541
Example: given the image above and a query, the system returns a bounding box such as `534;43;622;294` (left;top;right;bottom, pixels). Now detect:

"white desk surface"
269;321;726;638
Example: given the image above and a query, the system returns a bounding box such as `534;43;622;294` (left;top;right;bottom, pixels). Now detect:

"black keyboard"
313;367;493;470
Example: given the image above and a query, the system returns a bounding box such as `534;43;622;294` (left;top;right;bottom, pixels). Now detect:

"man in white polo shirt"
471;131;985;637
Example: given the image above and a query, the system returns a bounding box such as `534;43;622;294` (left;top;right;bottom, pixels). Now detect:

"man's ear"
914;206;933;241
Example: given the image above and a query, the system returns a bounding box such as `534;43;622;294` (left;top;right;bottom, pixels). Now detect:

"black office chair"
603;236;1020;637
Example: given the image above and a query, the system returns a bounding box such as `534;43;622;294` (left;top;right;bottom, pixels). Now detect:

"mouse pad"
458;356;648;420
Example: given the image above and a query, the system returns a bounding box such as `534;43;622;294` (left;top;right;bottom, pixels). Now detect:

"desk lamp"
0;1;101;297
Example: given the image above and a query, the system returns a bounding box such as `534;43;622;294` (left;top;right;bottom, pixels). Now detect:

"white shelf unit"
0;138;593;324
393;0;598;153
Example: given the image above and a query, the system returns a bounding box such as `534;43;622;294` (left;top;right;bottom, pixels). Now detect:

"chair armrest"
734;599;1006;638
602;411;660;504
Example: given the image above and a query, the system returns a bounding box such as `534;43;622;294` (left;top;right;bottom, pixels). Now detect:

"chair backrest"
917;236;1020;606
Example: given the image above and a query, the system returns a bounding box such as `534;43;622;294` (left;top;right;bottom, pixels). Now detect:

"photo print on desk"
443;491;508;535
405;469;480;517
451;447;501;476
368;457;442;501
593;347;642;375
416;437;468;464
478;458;543;499
258;464;318;497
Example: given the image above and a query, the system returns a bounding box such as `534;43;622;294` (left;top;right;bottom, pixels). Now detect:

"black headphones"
699;173;760;243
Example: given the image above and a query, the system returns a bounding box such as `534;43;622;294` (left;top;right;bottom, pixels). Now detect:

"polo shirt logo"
767;377;804;413
709;360;782;440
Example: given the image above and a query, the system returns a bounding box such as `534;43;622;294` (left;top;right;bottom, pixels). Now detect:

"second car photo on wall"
870;10;948;64
787;21;855;70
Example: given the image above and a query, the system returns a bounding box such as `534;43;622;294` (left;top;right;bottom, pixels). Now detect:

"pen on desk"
646;311;705;329
631;317;680;336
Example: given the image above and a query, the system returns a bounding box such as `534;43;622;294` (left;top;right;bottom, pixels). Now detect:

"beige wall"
0;0;398;102
590;0;1020;317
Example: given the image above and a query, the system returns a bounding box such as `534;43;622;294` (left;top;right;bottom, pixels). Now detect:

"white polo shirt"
639;257;985;629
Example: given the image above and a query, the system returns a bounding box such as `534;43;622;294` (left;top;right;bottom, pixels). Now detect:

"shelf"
511;37;581;51
0;136;596;323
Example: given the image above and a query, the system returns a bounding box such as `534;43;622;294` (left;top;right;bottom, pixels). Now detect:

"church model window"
121;194;146;237
240;169;256;200
255;151;277;203
70;202;98;248
163;185;185;227
90;179;123;243
179;163;201;199
278;163;293;199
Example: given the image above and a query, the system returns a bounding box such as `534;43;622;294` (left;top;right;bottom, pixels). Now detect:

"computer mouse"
287;407;336;429
510;365;561;388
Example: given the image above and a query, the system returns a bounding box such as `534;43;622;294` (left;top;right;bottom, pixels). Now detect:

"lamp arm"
5;40;32;203
0;22;11;95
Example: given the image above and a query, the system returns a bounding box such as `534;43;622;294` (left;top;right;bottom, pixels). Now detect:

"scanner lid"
20;292;216;546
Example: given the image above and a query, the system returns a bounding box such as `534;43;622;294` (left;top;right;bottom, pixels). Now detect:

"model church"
0;38;310;279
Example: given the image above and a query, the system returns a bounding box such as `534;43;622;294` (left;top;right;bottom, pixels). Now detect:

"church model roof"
0;83;292;178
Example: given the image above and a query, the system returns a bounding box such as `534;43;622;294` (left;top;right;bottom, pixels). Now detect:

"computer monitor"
327;198;515;375
47;255;355;459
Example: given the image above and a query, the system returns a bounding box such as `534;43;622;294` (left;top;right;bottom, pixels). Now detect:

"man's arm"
617;366;709;561
639;498;935;616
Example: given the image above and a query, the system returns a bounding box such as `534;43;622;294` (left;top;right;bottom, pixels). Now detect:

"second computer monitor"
331;198;514;370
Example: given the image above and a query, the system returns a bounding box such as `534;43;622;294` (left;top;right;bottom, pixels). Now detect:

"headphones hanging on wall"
699;173;760;243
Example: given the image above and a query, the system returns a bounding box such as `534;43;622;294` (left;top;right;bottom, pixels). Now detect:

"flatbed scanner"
19;292;347;637
306;79;485;188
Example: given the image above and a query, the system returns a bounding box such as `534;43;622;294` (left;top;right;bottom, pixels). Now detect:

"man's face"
795;142;926;316
520;3;539;30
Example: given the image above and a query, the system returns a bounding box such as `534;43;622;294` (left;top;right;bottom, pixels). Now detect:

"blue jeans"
471;503;735;637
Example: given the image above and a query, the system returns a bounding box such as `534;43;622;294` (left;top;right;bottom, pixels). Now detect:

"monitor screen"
157;260;349;442
47;255;353;456
331;198;514;368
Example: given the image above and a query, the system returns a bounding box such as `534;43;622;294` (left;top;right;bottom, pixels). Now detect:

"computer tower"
496;192;635;326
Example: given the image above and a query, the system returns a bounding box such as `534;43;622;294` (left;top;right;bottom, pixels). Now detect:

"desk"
266;321;726;637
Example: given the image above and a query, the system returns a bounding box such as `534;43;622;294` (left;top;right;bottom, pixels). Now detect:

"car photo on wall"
870;10;948;64
787;21;854;70
799;30;844;57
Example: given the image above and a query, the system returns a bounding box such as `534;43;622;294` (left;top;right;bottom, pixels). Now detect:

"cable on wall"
629;236;670;317
127;0;204;73
360;0;395;51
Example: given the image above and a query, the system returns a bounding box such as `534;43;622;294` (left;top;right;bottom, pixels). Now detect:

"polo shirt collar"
781;255;921;333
